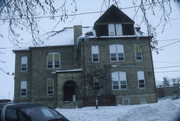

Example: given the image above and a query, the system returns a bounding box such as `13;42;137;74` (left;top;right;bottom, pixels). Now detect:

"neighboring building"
13;5;157;108
157;84;180;98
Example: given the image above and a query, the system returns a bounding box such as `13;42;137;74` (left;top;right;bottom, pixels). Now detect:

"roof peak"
94;4;134;24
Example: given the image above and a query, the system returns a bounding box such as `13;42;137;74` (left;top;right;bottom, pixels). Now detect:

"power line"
170;17;180;20
154;60;180;64
157;38;180;42
155;65;180;69
1;35;180;48
0;0;170;21
0;67;14;76
155;70;180;73
157;40;180;49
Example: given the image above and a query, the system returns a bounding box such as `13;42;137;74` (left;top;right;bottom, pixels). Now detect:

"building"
13;5;157;108
157;84;180;98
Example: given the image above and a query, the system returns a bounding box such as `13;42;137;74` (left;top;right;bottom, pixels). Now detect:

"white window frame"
109;44;125;62
108;24;123;36
91;45;100;62
47;52;61;69
122;98;130;105
47;78;54;96
20;81;27;97
111;71;127;90
134;44;143;61
21;56;28;72
137;71;146;89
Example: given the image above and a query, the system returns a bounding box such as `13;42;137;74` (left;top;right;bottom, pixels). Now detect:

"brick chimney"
74;25;82;46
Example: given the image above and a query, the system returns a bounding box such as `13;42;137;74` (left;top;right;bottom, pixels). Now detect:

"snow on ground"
56;98;180;121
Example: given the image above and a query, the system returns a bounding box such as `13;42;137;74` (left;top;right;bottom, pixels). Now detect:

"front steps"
62;101;77;108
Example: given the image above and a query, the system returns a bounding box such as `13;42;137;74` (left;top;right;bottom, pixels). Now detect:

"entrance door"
63;81;75;101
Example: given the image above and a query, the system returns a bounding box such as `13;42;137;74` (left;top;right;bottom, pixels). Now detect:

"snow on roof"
80;30;150;39
13;26;93;51
13;25;150;51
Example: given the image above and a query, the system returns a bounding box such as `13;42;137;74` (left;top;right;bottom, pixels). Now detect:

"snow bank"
56;99;180;121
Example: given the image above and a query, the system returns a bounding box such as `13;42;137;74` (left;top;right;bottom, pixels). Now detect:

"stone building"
13;5;157;108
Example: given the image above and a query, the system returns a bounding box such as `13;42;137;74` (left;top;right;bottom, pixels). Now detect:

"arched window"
134;44;142;61
20;81;27;97
47;78;54;96
91;45;100;62
47;52;60;69
109;44;125;62
21;56;28;72
137;71;146;89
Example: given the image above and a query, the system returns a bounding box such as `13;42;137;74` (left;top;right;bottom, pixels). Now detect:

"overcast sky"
0;0;180;99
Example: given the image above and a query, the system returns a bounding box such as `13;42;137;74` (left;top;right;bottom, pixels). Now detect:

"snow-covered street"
57;98;180;121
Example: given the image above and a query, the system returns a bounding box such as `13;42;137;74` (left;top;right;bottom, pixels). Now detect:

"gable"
94;5;134;24
93;5;135;36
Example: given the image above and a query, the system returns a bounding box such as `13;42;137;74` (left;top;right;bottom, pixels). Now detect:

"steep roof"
94;5;134;24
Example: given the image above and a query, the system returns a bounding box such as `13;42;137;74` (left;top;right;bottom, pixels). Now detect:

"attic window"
108;24;122;36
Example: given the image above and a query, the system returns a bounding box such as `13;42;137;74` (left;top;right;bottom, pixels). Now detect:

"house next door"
63;81;75;101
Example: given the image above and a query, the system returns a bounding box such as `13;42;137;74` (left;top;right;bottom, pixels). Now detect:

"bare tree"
84;66;108;109
0;0;77;46
85;67;106;92
176;77;180;84
0;0;172;48
162;77;170;86
172;78;177;85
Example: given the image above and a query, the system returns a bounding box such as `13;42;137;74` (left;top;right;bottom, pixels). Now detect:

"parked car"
0;103;69;121
0;103;7;121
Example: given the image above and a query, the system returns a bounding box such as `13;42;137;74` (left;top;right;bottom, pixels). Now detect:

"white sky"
0;0;180;99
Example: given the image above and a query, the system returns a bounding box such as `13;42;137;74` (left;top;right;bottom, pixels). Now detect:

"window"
123;98;130;105
47;52;60;69
21;56;28;72
108;24;123;36
20;81;27;97
5;108;18;121
18;111;29;121
111;71;127;90
137;71;146;89
134;44;142;61
47;78;54;96
91;45;99;62
109;44;125;62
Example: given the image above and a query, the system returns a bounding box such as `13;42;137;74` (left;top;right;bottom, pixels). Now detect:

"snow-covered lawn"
56;98;180;121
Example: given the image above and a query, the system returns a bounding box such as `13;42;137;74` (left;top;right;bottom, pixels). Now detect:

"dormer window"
108;24;122;36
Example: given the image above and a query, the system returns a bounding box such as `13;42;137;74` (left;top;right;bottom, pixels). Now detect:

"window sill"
112;89;127;91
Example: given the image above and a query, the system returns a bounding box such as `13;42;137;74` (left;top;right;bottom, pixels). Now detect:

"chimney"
74;25;82;46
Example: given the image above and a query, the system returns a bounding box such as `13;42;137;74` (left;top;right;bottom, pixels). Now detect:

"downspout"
82;39;86;97
149;37;158;102
30;49;33;103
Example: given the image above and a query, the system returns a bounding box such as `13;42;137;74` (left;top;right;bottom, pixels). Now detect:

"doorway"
63;81;75;101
